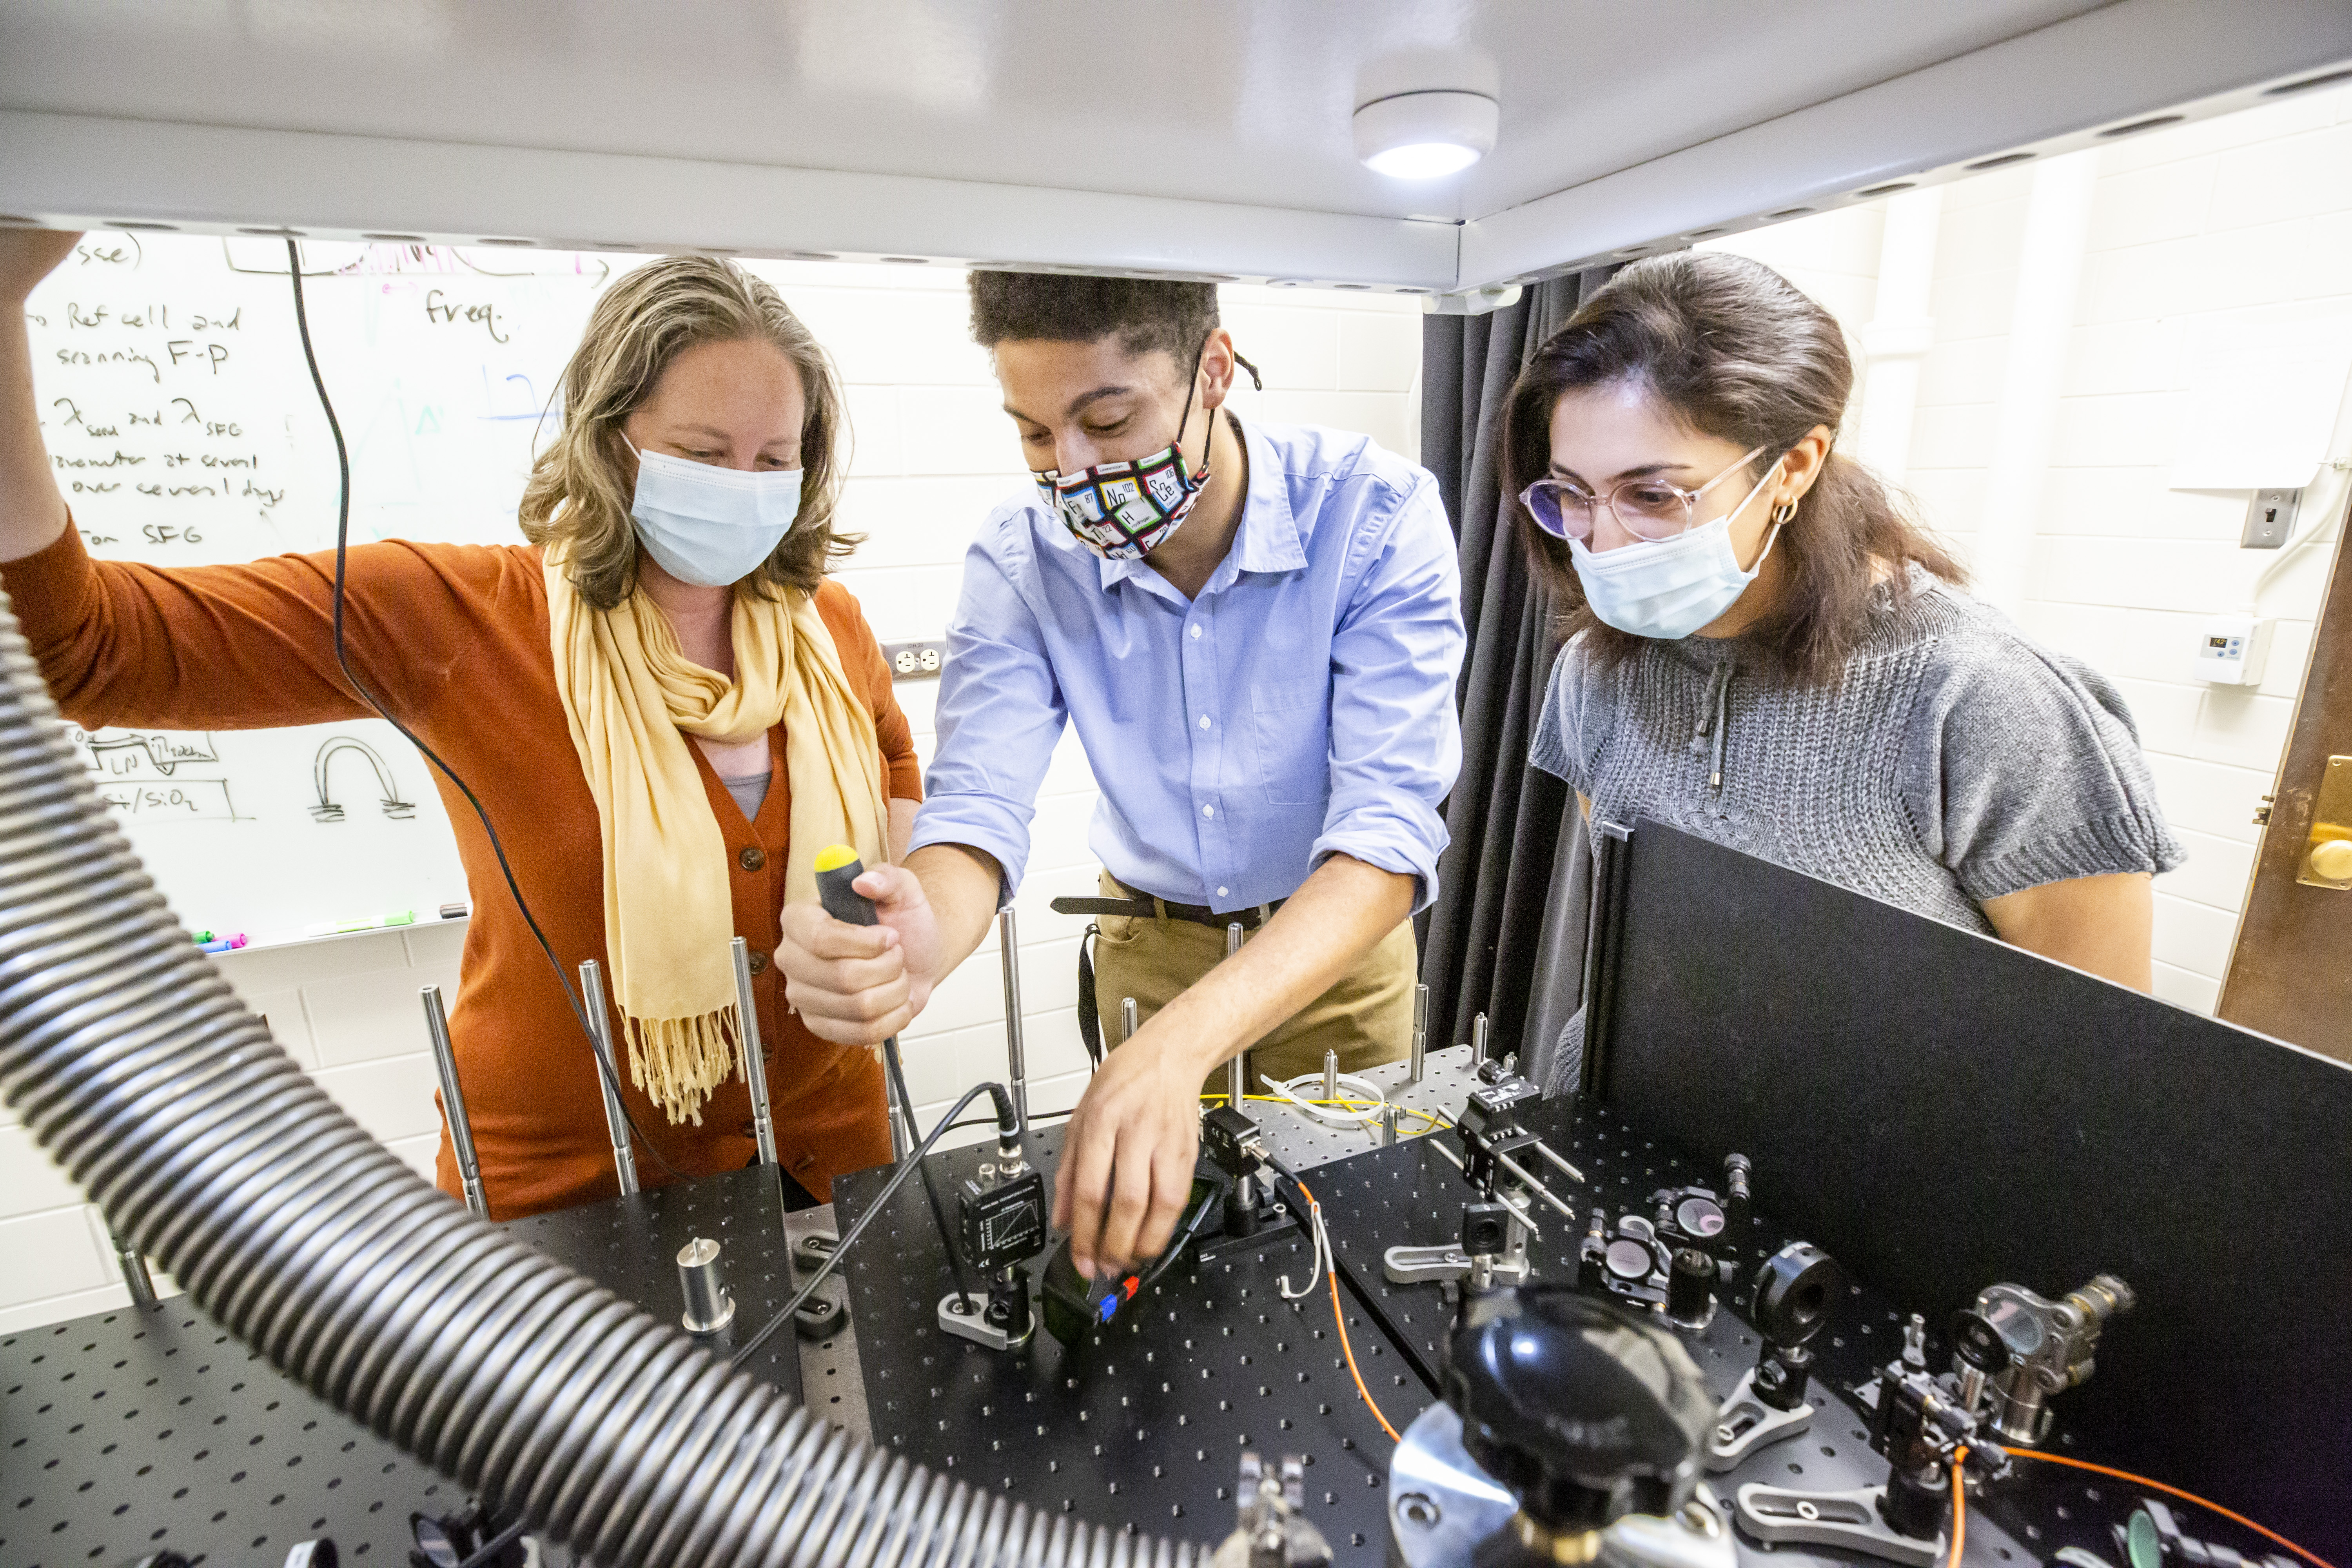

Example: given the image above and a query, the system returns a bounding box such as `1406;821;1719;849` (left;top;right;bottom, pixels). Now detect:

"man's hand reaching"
1051;1020;1212;1280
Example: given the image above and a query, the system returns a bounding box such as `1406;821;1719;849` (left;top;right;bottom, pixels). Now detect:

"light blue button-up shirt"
909;417;1465;915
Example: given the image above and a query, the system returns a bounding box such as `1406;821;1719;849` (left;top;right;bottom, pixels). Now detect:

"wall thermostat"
2194;614;2271;685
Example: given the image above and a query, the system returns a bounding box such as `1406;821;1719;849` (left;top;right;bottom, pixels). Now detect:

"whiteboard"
21;234;655;946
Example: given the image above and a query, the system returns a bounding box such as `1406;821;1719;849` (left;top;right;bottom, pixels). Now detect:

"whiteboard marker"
305;910;419;936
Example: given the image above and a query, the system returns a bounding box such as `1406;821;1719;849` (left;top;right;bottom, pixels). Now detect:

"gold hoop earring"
1771;501;1798;526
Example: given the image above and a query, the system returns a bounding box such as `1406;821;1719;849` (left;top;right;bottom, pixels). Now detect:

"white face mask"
1566;466;1783;641
625;437;804;588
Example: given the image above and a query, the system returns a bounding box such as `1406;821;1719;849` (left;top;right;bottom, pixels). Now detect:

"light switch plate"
2242;488;2300;548
882;640;947;681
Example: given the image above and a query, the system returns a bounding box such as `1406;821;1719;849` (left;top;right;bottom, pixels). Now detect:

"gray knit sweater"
1532;571;2185;1093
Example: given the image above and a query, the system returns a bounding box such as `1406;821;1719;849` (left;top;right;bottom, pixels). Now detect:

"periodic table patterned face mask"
1033;336;1211;561
1034;439;1210;560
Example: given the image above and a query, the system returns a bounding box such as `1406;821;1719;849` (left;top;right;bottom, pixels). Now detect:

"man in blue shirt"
778;274;1463;1280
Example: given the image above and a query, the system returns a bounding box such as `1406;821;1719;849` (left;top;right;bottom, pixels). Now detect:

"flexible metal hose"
0;588;1199;1568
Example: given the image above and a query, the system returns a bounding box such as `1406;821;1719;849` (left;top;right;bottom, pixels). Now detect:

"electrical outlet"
882;640;947;681
2242;488;2300;548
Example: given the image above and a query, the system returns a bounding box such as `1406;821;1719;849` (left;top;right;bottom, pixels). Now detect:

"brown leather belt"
1050;877;1284;932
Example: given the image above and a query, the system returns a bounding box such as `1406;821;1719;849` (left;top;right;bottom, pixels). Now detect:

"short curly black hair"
968;271;1220;368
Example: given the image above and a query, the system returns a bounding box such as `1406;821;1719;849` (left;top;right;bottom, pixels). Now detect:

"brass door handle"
2296;756;2352;890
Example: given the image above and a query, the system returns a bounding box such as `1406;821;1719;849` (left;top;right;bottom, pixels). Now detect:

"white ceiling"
0;0;2120;222
2;0;2348;290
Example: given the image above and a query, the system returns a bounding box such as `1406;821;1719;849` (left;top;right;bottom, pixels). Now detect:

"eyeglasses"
1519;445;1771;543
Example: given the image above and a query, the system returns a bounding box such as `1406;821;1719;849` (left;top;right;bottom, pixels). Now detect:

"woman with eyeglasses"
1507;252;2182;1085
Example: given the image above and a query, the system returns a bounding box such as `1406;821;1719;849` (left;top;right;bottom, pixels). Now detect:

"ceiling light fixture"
1353;90;1497;180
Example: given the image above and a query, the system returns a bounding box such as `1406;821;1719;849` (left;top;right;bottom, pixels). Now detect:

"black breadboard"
501;1162;807;1407
1314;1095;2280;1568
0;1304;446;1568
835;1126;1424;1559
0;1167;808;1568
839;1098;2290;1566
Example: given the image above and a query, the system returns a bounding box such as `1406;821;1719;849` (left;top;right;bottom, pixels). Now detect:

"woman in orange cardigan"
0;231;920;1217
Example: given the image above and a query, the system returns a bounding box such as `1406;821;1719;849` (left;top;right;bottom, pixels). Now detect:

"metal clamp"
1383;1243;1475;1285
1733;1484;1942;1567
937;1289;1031;1351
793;1276;850;1339
1224;1452;1332;1568
791;1229;839;1276
1706;1368;1814;1471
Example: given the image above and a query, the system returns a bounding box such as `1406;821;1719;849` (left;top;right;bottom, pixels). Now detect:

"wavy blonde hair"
519;256;853;609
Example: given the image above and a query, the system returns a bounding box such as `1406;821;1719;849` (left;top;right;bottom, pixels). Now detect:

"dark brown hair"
1504;251;1963;683
969;271;1219;368
519;256;853;610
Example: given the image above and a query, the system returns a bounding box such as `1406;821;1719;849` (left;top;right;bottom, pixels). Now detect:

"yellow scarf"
547;558;888;1125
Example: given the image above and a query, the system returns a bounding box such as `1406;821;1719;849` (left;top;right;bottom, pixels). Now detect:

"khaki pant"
1087;870;1418;1096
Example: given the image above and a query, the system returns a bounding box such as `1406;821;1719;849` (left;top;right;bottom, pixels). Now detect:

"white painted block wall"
1707;79;2352;1017
0;266;1422;1331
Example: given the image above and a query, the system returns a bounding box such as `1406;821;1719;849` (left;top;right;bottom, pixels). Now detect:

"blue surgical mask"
1566;467;1782;640
625;437;804;588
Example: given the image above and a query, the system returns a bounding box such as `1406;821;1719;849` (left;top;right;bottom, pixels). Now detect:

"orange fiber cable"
1290;1172;1401;1443
1947;1447;1967;1568
1998;1448;2336;1568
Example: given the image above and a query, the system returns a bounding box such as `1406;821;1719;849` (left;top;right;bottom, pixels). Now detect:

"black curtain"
1417;269;1614;1075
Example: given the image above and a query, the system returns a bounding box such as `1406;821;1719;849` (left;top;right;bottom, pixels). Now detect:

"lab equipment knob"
1722;1153;1752;1203
1448;1286;1714;1532
1666;1247;1715;1328
1722;1152;1752;1229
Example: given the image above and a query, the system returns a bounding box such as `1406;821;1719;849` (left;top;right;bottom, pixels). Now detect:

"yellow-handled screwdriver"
813;842;879;928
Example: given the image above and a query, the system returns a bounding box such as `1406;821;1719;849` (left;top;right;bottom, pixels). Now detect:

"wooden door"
2219;503;2352;1060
